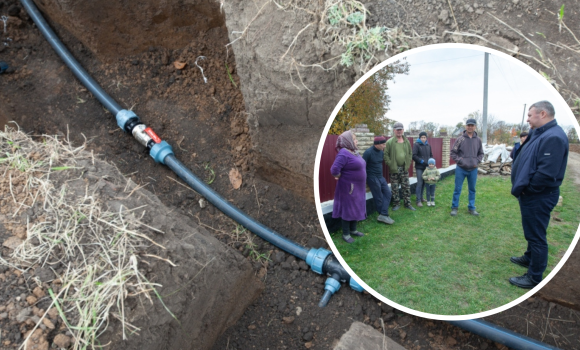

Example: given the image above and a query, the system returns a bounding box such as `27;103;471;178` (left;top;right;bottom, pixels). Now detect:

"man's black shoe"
392;204;400;211
450;208;458;216
405;205;416;211
509;273;539;289
510;256;530;268
468;209;480;216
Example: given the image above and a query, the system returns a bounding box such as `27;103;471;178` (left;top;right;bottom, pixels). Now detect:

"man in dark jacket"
509;101;568;289
363;136;395;225
412;131;433;207
450;118;484;216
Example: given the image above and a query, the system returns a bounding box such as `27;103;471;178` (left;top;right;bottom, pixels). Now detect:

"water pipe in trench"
19;1;562;349
18;0;361;308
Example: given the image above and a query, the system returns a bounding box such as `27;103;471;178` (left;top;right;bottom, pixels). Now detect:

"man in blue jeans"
509;101;568;289
362;136;395;225
450;118;484;216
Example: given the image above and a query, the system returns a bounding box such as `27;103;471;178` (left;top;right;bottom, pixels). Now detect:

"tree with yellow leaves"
329;60;409;135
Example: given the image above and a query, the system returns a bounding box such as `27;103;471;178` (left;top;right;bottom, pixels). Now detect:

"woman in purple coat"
331;130;367;243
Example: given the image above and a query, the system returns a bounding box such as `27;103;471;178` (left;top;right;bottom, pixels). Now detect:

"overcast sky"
385;47;576;130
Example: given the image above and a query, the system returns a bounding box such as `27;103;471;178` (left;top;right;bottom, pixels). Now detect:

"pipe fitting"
349;277;364;293
150;141;174;164
322;254;352;283
307;248;365;306
306;248;331;275
116;109;140;132
132;124;153;148
318;276;341;307
325;276;341;294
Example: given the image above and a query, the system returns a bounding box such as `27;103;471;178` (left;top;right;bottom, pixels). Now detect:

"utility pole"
482;52;489;145
520;103;527;131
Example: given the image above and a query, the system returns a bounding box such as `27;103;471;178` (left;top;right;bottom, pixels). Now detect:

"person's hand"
334;174;341;180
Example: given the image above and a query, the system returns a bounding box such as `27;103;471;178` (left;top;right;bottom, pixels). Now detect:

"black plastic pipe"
20;0;122;115
19;0;564;348
450;320;560;350
20;0;310;261
164;154;310;260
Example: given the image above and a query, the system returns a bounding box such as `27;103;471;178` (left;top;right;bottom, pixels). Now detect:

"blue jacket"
511;119;568;197
510;142;520;159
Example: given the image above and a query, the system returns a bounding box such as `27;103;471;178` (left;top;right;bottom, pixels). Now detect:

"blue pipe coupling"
349;277;364;293
306;248;331;275
325;276;341;295
150;141;174;165
116;109;138;131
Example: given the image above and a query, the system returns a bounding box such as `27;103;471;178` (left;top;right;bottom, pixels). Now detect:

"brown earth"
0;137;263;350
1;0;580;349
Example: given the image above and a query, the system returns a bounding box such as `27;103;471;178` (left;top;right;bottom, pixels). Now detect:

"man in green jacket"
384;122;415;211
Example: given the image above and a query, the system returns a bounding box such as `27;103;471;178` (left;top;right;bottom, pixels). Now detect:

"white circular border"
313;43;580;321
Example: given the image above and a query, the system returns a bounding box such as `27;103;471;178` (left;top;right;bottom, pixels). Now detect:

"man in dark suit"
509;101;569;289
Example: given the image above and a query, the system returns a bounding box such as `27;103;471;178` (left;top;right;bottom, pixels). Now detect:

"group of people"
331;121;444;244
330;100;569;289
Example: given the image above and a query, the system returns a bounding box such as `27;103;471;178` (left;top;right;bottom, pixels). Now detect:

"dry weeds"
0;125;173;350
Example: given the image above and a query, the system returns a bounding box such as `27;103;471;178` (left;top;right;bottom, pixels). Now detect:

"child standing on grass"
422;158;440;207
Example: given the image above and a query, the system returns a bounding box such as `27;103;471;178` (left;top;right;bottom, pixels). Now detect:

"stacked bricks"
408;129;420;138
352;124;374;156
405;129;421;176
442;136;451;168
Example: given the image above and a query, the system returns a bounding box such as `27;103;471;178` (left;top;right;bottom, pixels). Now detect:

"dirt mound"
32;0;224;61
0;129;263;349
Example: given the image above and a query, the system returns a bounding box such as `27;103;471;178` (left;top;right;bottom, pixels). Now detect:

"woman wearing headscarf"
331;130;367;243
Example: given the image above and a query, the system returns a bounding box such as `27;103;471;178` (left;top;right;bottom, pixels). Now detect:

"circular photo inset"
314;43;580;319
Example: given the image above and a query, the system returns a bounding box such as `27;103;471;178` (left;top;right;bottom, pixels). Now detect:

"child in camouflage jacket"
422;158;441;207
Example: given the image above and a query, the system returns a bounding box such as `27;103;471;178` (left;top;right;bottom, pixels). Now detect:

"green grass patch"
330;173;579;315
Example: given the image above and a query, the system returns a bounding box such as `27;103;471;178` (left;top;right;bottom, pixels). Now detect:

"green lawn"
330;172;580;315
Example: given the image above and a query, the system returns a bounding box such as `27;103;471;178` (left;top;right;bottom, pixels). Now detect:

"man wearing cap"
363;136;395;225
384;122;415;211
450;118;484;216
509;101;568;289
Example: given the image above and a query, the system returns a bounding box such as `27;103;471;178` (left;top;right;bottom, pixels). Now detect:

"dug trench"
1;1;580;350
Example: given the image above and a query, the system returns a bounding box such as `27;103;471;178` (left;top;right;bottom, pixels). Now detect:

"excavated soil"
0;135;263;350
1;0;580;349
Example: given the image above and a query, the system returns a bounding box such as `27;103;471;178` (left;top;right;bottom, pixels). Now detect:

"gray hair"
529;100;555;117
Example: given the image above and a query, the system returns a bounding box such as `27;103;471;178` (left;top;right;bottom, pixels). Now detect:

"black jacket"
412;140;433;170
362;145;384;179
511;119;568;197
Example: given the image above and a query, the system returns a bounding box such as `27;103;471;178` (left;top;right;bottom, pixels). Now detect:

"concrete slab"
333;321;407;350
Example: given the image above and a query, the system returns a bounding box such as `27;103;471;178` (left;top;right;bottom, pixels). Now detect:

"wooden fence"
319;135;455;202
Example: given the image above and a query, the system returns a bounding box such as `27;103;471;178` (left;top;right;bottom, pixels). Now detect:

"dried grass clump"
0;125;172;350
